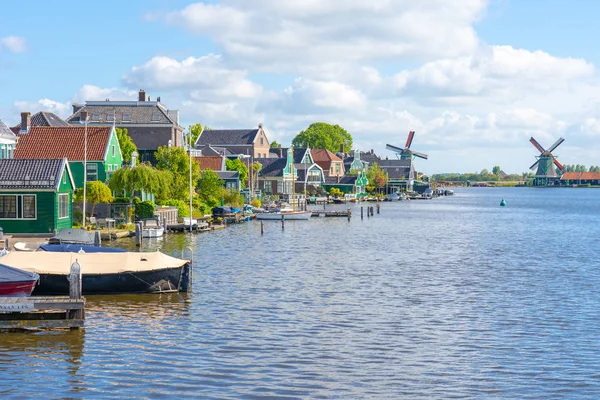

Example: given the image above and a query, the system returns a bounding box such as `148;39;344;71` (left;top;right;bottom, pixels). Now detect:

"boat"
0;263;39;297
332;198;345;204
141;218;164;238
387;192;407;201
255;209;312;220
14;242;38;252
48;228;95;245
38;244;127;253
0;251;191;295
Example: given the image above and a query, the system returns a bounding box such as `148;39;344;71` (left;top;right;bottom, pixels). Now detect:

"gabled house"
11;111;69;133
378;159;414;191
195;124;271;159
312;148;344;178
194;154;241;190
66;90;183;164
0;158;75;234
14;126;123;189
0;119;18;159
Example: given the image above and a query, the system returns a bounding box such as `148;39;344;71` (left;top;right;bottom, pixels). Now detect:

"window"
58;194;69;219
86;164;98;181
260;137;264;145
107;164;112;172
0;195;36;219
114;164;119;171
107;113;115;122
62;171;66;185
23;195;35;219
1;147;5;159
91;113;100;121
122;113;131;121
112;145;115;157
336;164;341;174
152;113;160;121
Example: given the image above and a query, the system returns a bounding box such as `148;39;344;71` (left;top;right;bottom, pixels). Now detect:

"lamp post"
80;110;89;229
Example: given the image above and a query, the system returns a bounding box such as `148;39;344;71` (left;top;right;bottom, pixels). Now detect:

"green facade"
68;128;123;188
0;168;75;234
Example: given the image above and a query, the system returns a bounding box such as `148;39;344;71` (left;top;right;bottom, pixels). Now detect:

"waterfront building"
0;158;75;234
195;124;271;159
0;120;17;159
67;90;183;164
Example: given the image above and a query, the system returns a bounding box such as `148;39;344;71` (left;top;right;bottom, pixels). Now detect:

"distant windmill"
386;131;428;191
386;131;429;161
529;136;565;186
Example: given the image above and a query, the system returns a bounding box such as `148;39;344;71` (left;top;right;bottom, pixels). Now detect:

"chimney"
157;96;161;103
278;148;283;158
80;110;88;122
371;149;374;154
138;89;146;102
258;123;263;129
20;112;31;133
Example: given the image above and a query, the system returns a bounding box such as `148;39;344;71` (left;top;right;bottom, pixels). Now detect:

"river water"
2;187;600;399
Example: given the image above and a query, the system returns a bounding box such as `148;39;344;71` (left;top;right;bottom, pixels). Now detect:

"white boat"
255;210;312;220
141;218;165;238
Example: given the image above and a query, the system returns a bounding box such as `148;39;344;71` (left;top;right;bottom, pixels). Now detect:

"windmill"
529;136;565;186
386;131;429;191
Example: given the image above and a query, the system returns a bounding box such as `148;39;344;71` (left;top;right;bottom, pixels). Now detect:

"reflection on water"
3;188;600;398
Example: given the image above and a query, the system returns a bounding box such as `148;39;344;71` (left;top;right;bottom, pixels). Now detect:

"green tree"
492;166;501;176
116;128;137;164
366;162;387;193
292;122;352;153
270;141;281;149
251;161;262;193
73;181;114;219
329;187;343;197
108;163;168;205
197;169;224;205
223;189;244;208
155;146;200;201
226;158;249;188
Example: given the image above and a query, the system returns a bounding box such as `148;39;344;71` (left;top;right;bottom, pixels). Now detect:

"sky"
1;0;600;174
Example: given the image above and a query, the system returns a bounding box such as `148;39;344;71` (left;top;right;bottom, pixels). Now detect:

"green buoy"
500;199;506;207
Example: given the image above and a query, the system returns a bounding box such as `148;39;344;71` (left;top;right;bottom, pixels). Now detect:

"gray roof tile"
197;129;259;146
0;158;67;190
67;102;177;125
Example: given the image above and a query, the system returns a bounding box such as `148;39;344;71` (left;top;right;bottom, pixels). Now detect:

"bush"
131;196;141;205
135;200;155;219
251;198;262;208
159;199;190;217
114;197;130;203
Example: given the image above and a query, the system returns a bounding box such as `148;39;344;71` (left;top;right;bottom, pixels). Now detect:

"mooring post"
376;203;380;214
347;208;351;222
69;261;82;300
135;222;142;246
94;230;101;247
281;215;285;230
163;217;168;233
361;206;364;220
261;221;264;236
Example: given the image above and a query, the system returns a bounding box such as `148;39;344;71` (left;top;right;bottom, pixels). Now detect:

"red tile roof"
311;148;342;171
14;126;112;161
194;156;223;171
561;172;600;180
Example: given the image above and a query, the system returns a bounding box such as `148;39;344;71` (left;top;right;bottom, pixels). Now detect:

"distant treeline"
432;169;531;182
561;165;600;172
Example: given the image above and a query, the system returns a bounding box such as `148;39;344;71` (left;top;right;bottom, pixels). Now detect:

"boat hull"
0;280;38;297
142;227;164;238
32;263;191;295
255;211;312;220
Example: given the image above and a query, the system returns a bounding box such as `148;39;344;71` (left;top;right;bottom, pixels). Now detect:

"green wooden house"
14;126;123;188
0;158;75;234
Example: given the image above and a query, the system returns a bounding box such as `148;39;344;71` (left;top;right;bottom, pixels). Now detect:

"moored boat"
255;210;312;220
141;218;165;238
48;228;95;245
0;263;39;297
0;251;191;295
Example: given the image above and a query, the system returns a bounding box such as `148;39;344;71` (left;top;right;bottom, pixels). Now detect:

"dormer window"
107;113;115;122
91;113;100;121
122;113;131;121
152;113;160;121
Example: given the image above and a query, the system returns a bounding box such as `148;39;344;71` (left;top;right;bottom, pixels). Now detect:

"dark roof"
15;126;112;161
197;129;259;146
257;158;286;177
0;120;16;139
325;176;357;185
196;145;234;157
125;126;173;150
377;159;413;179
216;171;239;180
0;158;69;190
10;112;69;132
67;102;178;125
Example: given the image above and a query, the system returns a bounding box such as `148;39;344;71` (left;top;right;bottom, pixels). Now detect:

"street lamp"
80;110;89;229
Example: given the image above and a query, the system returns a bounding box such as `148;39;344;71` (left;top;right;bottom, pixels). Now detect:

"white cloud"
73;85;137;103
1;36;27;53
123;55;262;101
13;99;71;118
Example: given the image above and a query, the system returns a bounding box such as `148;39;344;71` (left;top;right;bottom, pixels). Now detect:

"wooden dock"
0;296;85;330
311;210;352;218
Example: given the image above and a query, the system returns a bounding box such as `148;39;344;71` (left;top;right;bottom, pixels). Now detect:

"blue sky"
2;0;600;173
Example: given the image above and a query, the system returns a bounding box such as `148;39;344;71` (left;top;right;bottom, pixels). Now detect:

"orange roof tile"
561;172;600;180
194;156;223;171
311;148;342;171
14;126;112;161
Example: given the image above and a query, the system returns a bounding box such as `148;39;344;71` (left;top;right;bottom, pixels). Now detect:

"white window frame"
0;194;36;220
122;113;132;121
112;145;115;157
58;193;69;219
86;163;98;181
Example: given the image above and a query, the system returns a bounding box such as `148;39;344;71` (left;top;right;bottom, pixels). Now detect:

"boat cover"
39;244;127;253
48;228;94;245
0;251;189;275
0;263;39;282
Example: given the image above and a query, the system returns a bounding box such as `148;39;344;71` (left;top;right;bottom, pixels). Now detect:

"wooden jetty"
311;210;352;218
0;260;85;331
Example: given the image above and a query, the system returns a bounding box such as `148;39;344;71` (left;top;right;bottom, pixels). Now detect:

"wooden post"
163;217;168;233
261;221;264;235
376;203;380;214
347;208;351;222
69;261;82;300
94;230;101;247
135;222;142;246
281;215;285;230
361;206;364;220
4;238;8;251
